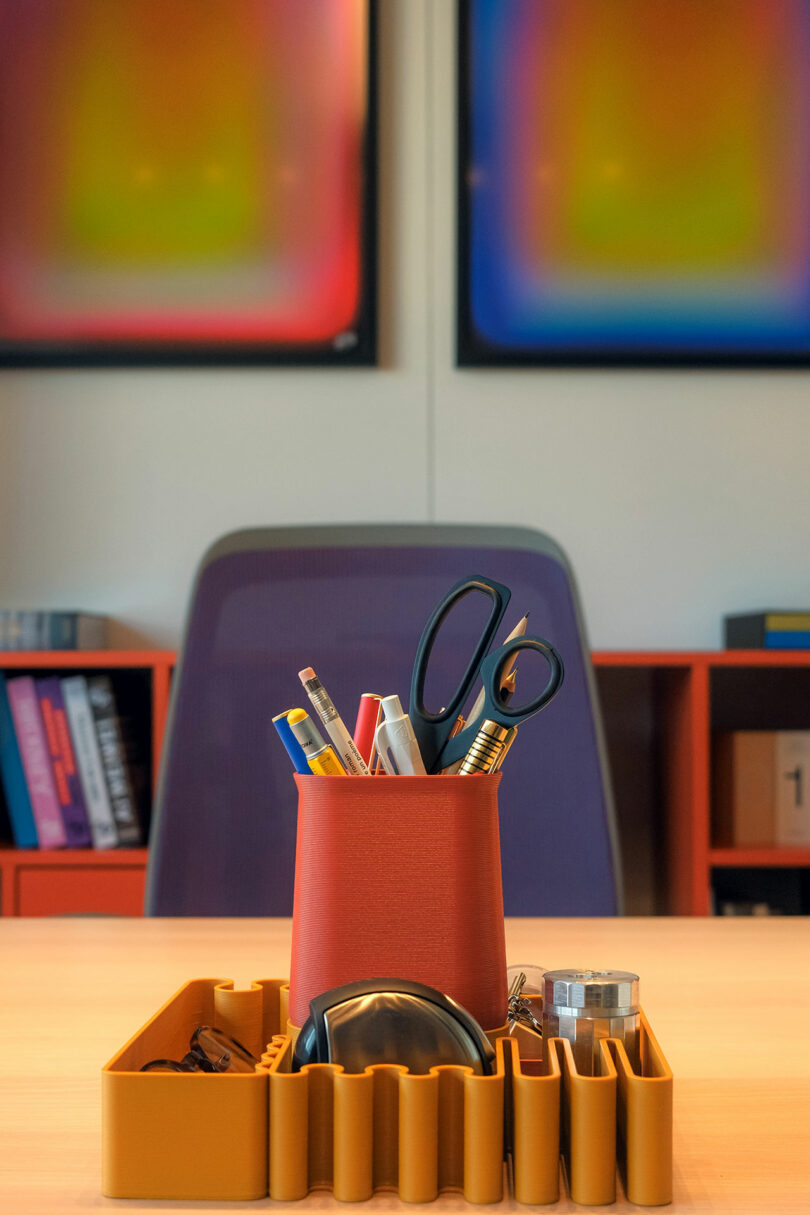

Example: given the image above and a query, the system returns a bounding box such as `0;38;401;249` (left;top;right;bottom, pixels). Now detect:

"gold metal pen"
490;726;517;772
458;720;517;775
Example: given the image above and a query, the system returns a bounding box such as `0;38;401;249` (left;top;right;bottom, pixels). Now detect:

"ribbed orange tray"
102;978;672;1205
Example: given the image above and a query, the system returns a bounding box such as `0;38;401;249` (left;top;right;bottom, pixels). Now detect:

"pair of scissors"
408;575;565;774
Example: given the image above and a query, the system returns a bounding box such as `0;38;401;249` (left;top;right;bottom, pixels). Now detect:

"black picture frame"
457;0;810;368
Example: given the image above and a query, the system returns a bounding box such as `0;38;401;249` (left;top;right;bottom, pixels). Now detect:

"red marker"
353;693;383;766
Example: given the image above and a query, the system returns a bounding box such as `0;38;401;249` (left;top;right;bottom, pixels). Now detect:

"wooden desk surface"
1;916;809;1213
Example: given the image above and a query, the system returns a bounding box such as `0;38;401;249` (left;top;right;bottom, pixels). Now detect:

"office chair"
145;525;622;916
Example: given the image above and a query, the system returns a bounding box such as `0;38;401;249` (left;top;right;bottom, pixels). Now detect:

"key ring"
507;972;543;1036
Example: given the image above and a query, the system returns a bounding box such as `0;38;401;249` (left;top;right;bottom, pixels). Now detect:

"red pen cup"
288;772;508;1033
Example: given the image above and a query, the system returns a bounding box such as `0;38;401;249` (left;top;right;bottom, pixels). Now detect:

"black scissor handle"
410;575;511;767
479;636;564;723
433;635;565;773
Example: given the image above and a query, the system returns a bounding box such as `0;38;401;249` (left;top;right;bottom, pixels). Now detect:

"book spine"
48;614;76;649
86;675;142;846
75;615;106;650
35;678;92;848
0;674;38;847
3;611;22;651
724;615;766;649
21;612;40;650
5;677;67;848
765;613;810;631
763;630;810;649
61;676;118;849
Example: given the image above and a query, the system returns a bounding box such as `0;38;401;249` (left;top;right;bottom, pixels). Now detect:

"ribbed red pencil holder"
288;773;508;1031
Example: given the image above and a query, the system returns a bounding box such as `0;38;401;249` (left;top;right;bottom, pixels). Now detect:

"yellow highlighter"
307;745;345;776
287;708;346;776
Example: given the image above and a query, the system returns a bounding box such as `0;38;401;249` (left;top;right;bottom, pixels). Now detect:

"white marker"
374;694;427;776
298;667;370;775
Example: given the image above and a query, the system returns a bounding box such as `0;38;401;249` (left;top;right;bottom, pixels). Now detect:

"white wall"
1;1;808;651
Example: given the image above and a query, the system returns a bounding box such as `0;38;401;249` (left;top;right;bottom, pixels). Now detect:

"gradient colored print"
465;0;810;358
0;0;369;349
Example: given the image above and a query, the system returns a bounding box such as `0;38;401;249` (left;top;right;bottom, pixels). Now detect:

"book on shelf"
724;611;810;650
0;674;38;848
0;778;12;846
86;675;144;846
4;676;67;849
35;678;92;848
0;610;106;652
61;676;118;849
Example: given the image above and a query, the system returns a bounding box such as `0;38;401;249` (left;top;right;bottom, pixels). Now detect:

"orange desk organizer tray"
102;978;673;1206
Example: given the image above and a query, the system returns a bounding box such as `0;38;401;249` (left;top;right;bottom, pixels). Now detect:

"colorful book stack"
724;611;810;649
0;610;106;652
0;672;145;850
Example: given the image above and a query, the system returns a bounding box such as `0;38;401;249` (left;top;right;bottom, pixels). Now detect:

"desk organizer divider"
102;977;673;1206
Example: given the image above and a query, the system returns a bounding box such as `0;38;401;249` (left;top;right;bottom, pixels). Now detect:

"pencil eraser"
298;667;316;682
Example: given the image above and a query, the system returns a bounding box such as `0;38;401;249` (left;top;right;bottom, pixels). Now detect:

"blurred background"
0;1;809;921
0;0;806;653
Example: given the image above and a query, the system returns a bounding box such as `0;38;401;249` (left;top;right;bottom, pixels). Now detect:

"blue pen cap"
272;711;311;775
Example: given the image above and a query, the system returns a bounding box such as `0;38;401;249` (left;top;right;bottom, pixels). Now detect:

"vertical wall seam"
424;0;437;521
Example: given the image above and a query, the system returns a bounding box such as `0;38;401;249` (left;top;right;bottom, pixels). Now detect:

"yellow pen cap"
287;708;328;758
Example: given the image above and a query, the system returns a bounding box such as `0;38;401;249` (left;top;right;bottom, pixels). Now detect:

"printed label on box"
776;733;810;846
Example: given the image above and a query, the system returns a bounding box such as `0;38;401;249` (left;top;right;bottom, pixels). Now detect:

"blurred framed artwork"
0;0;377;366
458;0;810;366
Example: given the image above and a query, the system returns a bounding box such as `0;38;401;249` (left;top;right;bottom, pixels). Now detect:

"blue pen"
272;710;311;775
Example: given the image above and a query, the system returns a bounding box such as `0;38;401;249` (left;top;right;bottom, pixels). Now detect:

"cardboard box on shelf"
713;730;810;847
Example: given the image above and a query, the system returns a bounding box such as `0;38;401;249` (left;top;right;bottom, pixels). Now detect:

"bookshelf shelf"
709;847;810;868
2;649;808;917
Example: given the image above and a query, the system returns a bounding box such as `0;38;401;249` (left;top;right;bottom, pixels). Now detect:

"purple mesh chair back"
145;525;622;916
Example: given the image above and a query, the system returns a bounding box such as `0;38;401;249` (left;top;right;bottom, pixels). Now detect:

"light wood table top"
1;916;809;1212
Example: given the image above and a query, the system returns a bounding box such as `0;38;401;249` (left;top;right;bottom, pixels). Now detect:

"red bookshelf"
2;649;809;916
0;651;172;916
593;650;810;915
